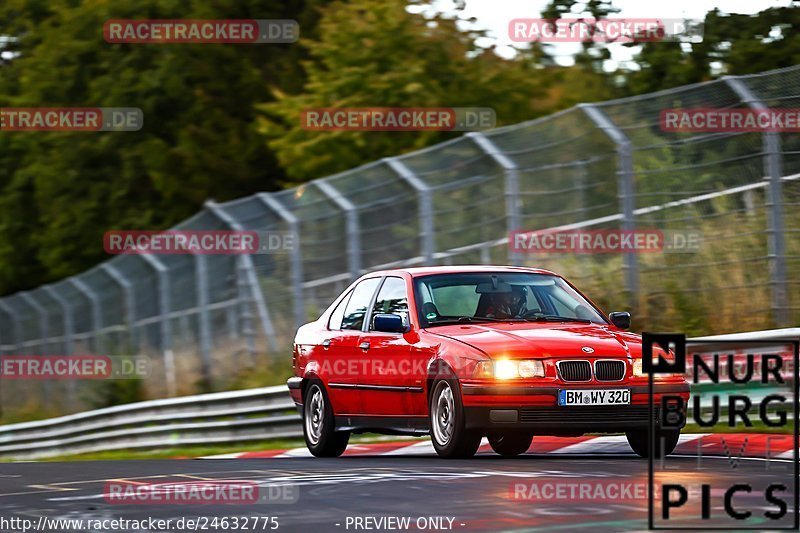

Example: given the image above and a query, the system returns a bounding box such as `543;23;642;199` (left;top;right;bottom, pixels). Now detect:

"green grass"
2;439;304;462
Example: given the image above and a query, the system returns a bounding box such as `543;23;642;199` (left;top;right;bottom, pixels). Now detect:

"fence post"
315;179;362;279
383;157;436;265
467;132;522;265
139;254;176;397
69;277;102;353
204;201;278;353
42;285;74;356
575;160;589;220
100;263;137;351
18;292;51;405
724;76;789;326
42;285;77;407
579;104;640;309
257;192;305;329
0;300;21;354
18;292;48;355
236;259;257;357
194;253;213;388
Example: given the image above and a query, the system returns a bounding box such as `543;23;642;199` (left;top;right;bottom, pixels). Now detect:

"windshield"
414;272;608;327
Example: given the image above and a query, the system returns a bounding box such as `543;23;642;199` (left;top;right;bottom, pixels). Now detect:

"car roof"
367;265;558;278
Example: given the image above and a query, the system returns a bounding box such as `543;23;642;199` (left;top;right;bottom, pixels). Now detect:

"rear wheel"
488;433;532;457
430;379;482;459
303;382;349;457
626;428;679;458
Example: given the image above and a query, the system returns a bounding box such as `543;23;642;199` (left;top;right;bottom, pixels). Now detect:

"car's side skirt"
334;415;430;436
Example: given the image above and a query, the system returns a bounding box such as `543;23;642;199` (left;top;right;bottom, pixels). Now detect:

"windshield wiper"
519;315;593;323
427;316;508;326
428;315;593;326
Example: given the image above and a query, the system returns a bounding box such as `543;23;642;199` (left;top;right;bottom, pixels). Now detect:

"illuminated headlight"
518;360;545;378
495;360;519;379
474;360;545;379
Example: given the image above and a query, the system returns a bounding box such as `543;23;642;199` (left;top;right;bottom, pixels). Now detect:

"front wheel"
429;378;482;458
488;433;532;457
303;382;349;457
626;428;679;458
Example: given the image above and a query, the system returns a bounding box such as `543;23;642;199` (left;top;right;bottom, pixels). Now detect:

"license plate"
558;389;630;406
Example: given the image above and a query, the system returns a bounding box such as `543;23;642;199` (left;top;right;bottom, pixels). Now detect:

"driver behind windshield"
483;285;527;319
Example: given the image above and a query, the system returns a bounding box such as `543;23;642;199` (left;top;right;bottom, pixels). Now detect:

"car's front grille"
557;361;591;382
595;360;625;381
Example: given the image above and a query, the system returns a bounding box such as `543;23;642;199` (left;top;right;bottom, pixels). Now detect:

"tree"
625;4;800;93
0;0;330;293
261;0;554;183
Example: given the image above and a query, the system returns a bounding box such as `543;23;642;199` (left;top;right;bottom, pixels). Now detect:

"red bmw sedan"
287;266;689;459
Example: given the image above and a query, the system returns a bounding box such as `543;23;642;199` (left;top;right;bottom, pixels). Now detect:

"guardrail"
0;329;797;460
0;385;300;460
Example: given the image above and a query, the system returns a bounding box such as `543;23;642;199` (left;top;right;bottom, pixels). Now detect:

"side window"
328;289;352;330
370;277;409;329
341;278;381;331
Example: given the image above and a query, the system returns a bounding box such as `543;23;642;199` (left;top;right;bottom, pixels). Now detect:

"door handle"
359;342;370;351
322;339;332;349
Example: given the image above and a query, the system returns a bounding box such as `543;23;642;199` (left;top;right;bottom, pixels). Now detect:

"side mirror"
609;311;631;330
373;313;407;333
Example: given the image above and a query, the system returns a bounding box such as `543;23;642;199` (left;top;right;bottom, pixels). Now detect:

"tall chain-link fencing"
1;65;798;418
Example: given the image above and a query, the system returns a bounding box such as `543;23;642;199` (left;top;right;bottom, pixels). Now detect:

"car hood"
430;321;642;359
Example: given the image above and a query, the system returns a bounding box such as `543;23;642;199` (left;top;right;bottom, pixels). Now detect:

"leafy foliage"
0;0;798;297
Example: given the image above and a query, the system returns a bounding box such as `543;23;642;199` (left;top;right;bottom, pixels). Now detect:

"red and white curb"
199;433;796;460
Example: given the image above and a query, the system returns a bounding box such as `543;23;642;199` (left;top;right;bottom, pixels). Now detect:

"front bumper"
462;382;689;433
287;376;303;409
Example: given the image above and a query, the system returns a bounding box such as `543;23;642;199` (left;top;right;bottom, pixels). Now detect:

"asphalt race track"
1;444;796;533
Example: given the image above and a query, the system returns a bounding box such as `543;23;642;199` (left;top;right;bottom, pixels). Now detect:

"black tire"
626;428;680;458
303;382;350;457
429;378;482;459
488;433;533;457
